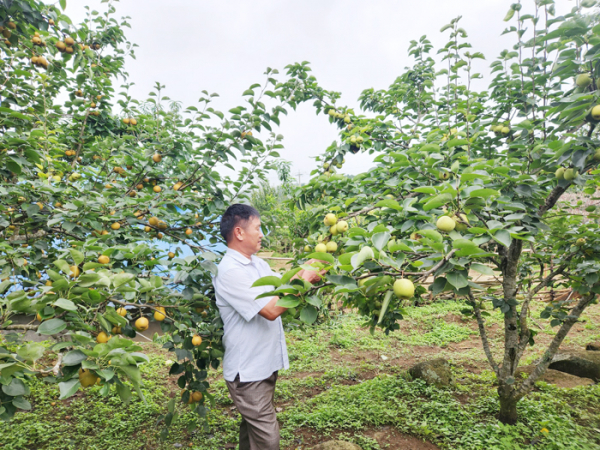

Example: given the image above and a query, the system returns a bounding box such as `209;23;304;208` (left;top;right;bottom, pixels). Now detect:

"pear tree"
257;1;600;425
0;0;336;436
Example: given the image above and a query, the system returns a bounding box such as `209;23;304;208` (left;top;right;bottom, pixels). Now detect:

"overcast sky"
58;0;577;186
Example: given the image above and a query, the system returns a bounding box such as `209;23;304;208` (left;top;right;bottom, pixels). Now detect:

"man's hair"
220;204;260;243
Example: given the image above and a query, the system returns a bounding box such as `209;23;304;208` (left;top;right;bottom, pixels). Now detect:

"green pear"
576;73;592;88
336;220;348;233
393;278;415;298
436;216;456;232
564;168;577;181
324;213;337;226
315;243;327;253
452;213;469;232
326;241;338;253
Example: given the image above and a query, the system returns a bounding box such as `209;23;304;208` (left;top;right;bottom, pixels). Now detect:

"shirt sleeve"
215;267;273;322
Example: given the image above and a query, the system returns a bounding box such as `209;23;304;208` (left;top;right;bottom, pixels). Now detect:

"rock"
515;365;594;388
549;350;600;381
409;358;453;387
312;441;362;450
585;342;600;351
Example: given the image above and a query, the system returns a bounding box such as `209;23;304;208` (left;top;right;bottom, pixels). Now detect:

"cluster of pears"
29;31;49;68
323;158;345;172
555;167;578;181
349;135;363;147
122;117;138;126
182;389;203;405
490;124;510;135
436;212;469;232
577;73;600;120
55;35;75;54
311;213;349;253
30;55;49;69
68;172;81;182
327;108;352;124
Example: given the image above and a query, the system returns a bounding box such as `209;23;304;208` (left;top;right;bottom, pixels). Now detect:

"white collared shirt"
213;248;289;382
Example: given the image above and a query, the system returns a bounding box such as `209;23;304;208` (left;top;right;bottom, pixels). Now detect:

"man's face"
241;215;263;254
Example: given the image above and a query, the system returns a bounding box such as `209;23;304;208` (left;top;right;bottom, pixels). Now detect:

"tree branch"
514;292;597;400
469;291;499;377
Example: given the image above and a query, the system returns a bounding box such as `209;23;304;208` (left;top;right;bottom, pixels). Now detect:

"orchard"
1;0;600;448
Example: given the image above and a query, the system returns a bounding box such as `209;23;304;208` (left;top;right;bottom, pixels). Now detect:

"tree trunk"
498;390;518;425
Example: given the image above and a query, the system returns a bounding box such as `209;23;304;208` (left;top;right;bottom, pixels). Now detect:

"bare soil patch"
285;426;440;450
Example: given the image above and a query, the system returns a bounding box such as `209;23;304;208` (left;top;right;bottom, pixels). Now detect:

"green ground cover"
1;299;599;449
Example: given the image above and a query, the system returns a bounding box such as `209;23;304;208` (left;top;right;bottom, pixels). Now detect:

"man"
213;203;322;450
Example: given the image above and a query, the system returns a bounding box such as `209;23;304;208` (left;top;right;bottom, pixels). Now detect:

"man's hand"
294;258;328;285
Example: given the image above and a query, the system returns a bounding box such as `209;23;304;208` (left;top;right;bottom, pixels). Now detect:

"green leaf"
62;350;87;366
113;272;135;288
493;229;512;247
306;252;334;264
347;228;368;237
12;396;31;411
54;260;71;275
70;249;84;265
377;290;394;325
116;383;132;404
275;295;300;308
77;272;100;287
6;161;21;175
471;263;495;275
251;276;281;288
371;232;391;252
299;305;318;324
119;365;141;385
446;272;468;289
37;318;67;335
418;229;443;243
430;277;447;295
447;138;468;148
53;298;77;312
59;379;80;400
351;247;374;269
327;275;357;288
374;199;401;211
2;378;30;397
306;295;322;307
105;310;127;326
424;193;453;210
452;239;483;256
280;268;301;285
16;343;45;362
413;187;437;194
469;189;500;199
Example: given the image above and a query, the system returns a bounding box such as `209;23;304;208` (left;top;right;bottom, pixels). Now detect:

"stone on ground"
408;358;453;387
312;441;362;450
515;365;594;388
548;350;600;381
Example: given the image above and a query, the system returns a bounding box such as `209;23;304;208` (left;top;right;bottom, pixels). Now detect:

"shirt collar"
226;247;254;265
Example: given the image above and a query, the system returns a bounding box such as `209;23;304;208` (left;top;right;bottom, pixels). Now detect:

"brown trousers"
226;371;279;450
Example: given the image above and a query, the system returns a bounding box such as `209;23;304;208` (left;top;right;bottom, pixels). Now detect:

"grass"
1;298;600;449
